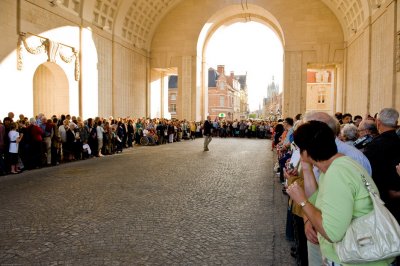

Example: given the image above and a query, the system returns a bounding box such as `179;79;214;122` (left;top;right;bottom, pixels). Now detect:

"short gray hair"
359;119;378;134
341;124;358;141
378;108;399;128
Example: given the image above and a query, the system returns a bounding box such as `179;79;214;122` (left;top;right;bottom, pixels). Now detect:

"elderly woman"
286;120;393;266
340;123;358;145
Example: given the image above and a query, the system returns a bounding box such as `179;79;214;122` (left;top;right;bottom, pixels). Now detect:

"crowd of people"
272;109;400;266
2;108;400;265
0;112;274;175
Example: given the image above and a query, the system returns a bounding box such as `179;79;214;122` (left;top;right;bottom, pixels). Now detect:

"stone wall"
345;30;370;115
370;2;395;114
344;1;399;116
2;0;400;120
0;0;149;119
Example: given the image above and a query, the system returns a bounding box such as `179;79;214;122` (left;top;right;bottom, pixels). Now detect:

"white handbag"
335;174;400;264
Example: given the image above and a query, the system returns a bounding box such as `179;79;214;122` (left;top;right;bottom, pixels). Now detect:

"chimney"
217;65;225;75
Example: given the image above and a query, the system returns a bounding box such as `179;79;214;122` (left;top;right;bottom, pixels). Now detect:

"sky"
205;22;283;112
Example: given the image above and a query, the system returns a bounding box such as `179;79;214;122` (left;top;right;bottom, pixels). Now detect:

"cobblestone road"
0;138;295;265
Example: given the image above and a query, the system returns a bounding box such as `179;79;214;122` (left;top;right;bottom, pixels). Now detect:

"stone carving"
59;47;75;63
48;40;60;63
322;70;330;83
21;36;46;55
316;71;322;83
17;35;23;70
17;32;80;81
397;31;400;72
73;49;80;81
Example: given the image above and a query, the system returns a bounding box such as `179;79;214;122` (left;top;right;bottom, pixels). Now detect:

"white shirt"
59;125;67;143
336;138;372;176
8;130;19;153
96;126;104;139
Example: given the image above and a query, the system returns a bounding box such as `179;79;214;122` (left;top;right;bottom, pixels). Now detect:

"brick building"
168;75;178;119
207;65;242;120
168;66;249;121
305;69;334;115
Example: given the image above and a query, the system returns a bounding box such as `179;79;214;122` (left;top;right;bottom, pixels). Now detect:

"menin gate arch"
196;4;285;120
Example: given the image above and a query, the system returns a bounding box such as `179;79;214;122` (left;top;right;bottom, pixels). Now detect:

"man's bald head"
303;111;339;136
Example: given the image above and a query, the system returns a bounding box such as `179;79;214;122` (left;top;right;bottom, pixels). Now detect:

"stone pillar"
146;56;151;117
335;63;344;113
201;59;209;121
160;71;165;118
396;1;400;110
177;55;198;120
283;51;303;117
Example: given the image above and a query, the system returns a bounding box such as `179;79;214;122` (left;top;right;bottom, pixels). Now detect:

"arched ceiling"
320;0;386;38
56;0;388;50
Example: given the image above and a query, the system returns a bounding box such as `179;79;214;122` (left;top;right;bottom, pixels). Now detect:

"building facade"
168;76;178;119
236;74;250;120
207;65;242;121
305;69;334;115
263;78;282;120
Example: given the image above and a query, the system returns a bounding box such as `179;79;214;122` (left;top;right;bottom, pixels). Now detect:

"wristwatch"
299;200;308;207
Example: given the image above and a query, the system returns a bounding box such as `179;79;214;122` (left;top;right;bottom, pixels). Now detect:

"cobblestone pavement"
0;138;295;265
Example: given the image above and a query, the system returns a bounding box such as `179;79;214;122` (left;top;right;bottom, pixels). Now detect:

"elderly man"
353;119;378;151
363;108;400;223
8;112;15;122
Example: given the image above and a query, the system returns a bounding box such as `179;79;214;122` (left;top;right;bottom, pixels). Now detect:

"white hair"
378;108;399;128
341;124;358;141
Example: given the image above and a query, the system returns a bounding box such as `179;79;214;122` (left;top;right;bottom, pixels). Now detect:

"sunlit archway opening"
33;62;69;117
205;22;283;119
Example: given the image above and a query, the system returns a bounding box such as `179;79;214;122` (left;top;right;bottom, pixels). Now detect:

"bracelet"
299;200;308;207
304;219;310;225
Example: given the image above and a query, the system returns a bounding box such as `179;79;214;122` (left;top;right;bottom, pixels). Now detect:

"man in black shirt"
203;116;212;151
364;108;400;222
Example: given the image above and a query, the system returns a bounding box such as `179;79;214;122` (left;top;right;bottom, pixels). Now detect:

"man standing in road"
203;116;212;151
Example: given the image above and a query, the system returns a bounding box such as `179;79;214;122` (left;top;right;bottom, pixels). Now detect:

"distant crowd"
0;112;274;176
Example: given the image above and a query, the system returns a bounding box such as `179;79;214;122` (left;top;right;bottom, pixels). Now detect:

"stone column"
201;58;209;121
283;51;303;117
177;55;198;120
160;71;165;118
396;2;400;110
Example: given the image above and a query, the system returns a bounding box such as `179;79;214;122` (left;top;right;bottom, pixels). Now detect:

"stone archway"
33;62;69;117
151;0;345;120
197;4;285;121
